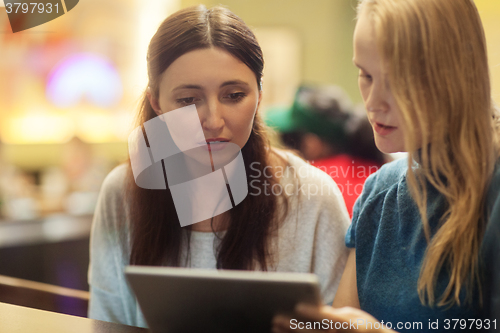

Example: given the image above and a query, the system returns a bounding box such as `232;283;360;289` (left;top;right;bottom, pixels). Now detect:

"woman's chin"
374;136;406;155
374;143;405;155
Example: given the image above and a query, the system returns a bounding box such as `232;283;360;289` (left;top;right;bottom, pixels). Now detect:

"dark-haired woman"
87;5;350;328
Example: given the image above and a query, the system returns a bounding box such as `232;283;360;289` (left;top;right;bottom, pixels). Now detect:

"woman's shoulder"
349;157;408;219
361;156;408;195
279;151;349;213
92;163;133;245
275;151;350;230
98;163;129;204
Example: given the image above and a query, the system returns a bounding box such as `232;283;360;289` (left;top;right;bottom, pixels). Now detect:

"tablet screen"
125;266;321;333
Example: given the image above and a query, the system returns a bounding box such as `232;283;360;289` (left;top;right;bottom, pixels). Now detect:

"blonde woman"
273;0;500;332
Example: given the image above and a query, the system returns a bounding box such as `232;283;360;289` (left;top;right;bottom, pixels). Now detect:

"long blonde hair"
358;0;500;307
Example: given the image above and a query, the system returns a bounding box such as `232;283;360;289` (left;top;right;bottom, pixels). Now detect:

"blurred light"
46;53;123;108
111;110;135;141
133;0;180;92
2;112;75;144
75;110;116;143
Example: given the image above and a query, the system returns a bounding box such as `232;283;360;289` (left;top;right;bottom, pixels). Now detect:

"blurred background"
0;0;498;295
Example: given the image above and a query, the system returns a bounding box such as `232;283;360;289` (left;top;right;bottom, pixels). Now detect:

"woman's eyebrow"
172;84;202;92
171;80;249;92
220;80;249;88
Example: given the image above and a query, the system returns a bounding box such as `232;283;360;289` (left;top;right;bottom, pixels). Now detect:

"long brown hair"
126;5;285;270
359;0;500;306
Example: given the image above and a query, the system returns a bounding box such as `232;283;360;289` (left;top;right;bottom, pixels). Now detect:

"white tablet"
125;266;321;333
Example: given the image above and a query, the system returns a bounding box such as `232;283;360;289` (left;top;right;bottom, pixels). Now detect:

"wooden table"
0;302;148;333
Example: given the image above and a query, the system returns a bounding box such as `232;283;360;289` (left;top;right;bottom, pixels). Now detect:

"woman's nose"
366;82;389;113
200;100;225;133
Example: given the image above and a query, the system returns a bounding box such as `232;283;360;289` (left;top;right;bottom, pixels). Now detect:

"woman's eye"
176;97;196;105
225;92;246;102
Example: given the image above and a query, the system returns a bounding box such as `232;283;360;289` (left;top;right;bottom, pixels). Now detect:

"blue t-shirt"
346;157;500;332
481;162;500;332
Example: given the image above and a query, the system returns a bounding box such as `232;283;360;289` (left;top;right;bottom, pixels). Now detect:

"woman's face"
148;47;261;153
353;10;406;153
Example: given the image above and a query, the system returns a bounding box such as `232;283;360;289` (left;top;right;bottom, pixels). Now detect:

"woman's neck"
189;148;289;233
190;214;229;232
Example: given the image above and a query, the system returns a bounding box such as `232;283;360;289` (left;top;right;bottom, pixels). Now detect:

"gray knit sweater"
88;153;350;328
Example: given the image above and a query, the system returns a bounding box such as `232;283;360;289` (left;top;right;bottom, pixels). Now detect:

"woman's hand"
272;304;396;333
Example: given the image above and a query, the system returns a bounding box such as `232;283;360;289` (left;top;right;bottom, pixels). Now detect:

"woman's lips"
206;141;228;151
373;122;397;136
201;138;230;151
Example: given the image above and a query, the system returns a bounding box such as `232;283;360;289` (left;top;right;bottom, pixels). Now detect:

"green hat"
265;85;353;145
264;105;298;133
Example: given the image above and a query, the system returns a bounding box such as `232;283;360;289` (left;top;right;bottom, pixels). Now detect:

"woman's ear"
256;90;263;115
146;87;162;116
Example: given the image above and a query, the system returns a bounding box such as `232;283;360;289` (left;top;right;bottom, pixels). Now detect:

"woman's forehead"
353;13;380;68
159;48;257;91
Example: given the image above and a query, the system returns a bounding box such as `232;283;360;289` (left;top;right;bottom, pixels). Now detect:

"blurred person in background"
61;137;110;216
266;85;387;216
0;138;39;220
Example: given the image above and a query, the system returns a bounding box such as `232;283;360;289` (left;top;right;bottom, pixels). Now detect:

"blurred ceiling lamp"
46;53;123;108
3;112;75;144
